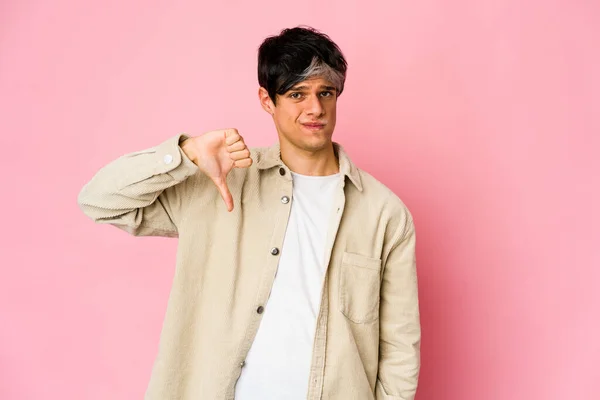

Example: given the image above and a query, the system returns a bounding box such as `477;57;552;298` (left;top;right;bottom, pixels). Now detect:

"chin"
279;127;334;152
301;137;333;152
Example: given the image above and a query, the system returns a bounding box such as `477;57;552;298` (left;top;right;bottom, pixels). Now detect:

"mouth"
301;122;326;131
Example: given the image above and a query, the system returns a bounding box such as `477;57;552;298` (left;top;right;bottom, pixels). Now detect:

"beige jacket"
78;134;421;399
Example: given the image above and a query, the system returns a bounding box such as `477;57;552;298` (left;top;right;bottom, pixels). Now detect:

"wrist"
180;137;198;162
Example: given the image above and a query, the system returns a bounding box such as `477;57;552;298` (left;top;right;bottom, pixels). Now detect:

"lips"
302;122;326;129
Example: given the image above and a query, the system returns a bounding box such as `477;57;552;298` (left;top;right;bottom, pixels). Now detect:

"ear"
258;87;275;115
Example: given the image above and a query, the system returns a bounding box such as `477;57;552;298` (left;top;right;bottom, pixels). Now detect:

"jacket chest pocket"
338;251;382;324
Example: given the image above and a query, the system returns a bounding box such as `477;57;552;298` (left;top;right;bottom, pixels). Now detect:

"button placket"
236;172;292;386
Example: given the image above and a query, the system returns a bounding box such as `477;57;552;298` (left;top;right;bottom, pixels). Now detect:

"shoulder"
355;167;415;236
358;169;412;214
249;145;278;170
222;145;273;186
249;146;270;158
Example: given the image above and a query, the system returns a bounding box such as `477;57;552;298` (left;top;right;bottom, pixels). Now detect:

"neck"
279;139;339;176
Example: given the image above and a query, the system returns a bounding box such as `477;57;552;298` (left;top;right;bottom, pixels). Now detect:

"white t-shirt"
234;171;341;399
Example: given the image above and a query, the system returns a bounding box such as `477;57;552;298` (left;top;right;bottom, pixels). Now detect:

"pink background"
1;1;599;399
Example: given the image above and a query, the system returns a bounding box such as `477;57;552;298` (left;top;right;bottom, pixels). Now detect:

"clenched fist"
181;129;253;212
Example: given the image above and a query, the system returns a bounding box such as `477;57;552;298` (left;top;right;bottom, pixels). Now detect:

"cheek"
273;103;304;128
274;109;296;128
282;107;302;124
327;103;337;118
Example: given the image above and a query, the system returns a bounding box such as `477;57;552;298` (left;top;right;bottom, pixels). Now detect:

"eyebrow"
289;85;337;91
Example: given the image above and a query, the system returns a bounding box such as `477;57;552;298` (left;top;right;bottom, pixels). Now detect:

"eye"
289;92;303;99
320;91;334;97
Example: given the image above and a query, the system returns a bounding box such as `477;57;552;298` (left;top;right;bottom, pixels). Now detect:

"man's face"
260;77;337;153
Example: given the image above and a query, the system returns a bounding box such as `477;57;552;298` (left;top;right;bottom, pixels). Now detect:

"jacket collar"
256;142;363;192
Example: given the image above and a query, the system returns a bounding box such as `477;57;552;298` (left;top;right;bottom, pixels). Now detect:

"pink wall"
1;1;598;399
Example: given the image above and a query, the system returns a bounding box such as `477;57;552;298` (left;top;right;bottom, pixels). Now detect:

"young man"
78;26;420;400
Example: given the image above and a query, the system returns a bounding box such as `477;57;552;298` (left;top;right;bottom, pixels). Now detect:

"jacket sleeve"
376;217;421;399
77;134;199;237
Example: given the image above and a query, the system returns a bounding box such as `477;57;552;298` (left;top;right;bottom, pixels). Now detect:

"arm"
77;134;199;237
376;217;421;399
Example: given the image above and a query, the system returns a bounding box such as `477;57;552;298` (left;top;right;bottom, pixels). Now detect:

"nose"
305;94;324;116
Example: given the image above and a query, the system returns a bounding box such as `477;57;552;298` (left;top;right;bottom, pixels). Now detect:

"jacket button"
270;247;279;255
240;361;246;367
257;306;264;314
279;167;286;176
281;196;290;204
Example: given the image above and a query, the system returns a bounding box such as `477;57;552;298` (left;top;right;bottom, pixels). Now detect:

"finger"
224;129;241;146
227;140;246;153
214;176;234;212
229;149;251;161
234;158;253;168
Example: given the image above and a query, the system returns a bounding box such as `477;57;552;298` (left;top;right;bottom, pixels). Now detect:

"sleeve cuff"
154;133;199;181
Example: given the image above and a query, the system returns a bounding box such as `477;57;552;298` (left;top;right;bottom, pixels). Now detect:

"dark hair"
258;26;348;104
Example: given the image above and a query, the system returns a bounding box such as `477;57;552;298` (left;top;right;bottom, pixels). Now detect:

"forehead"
289;76;336;90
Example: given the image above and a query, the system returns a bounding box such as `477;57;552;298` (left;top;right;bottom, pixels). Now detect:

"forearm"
377;217;421;399
376;317;421;400
77;134;199;235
